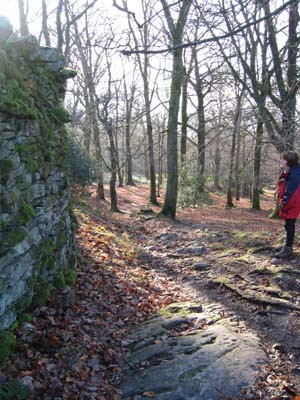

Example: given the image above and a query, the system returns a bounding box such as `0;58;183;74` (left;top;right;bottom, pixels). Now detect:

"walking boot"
275;246;293;258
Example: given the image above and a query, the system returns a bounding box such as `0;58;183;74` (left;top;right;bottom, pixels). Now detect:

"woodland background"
10;0;300;216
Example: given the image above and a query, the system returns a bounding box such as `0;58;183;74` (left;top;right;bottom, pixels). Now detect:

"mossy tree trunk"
160;0;192;219
181;66;188;166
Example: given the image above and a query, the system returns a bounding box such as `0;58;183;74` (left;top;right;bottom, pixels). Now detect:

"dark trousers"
285;219;296;247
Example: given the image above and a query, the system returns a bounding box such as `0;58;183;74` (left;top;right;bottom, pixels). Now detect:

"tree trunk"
181;67;188;165
91;98;105;200
145;92;158;204
42;0;51;46
90;87;105;200
226;90;243;208
125;126;134;185
157;118;165;198
226;133;236;209
144;140;149;181
124;79;135;186
18;0;29;36
56;0;64;53
161;48;183;218
114;92;123;188
160;0;192;219
234;125;241;200
107;120;119;212
251;116;263;210
82;86;91;155
213;143;221;190
192;48;206;176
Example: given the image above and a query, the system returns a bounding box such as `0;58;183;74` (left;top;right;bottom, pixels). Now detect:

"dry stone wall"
0;17;76;329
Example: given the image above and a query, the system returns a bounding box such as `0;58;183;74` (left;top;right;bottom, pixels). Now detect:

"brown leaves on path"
0;194;184;399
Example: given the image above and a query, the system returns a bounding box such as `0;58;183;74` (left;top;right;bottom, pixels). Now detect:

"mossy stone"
40;236;54;257
25;159;39;173
15;295;32;313
0;159;15;184
17;201;36;225
32;279;52;307
0;331;16;364
52;105;71;123
0;49;9;75
0;229;27;255
18;313;32;324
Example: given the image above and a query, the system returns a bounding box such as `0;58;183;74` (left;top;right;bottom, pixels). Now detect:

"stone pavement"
120;302;266;400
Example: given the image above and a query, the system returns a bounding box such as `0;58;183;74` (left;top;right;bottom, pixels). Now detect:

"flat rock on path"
120;302;266;400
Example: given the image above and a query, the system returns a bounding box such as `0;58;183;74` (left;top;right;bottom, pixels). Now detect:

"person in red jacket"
276;151;300;258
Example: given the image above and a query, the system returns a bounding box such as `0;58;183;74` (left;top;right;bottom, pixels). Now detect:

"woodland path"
111;186;300;399
3;185;300;400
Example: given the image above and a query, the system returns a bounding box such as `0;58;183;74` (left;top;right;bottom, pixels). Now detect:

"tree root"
216;280;300;311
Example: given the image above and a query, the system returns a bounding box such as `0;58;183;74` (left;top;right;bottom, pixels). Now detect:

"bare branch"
121;0;296;55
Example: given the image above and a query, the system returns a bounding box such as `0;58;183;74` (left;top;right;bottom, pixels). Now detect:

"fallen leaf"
143;392;156;398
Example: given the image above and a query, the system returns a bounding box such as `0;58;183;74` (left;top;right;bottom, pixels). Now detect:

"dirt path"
97;185;300;399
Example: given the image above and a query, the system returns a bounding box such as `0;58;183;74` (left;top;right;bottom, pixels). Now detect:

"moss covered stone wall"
0;17;76;329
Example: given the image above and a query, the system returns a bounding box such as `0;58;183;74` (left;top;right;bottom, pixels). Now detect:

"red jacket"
278;165;300;219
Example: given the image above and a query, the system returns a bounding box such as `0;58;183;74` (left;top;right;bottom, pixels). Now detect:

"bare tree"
114;0;159;204
200;0;300;152
73;14;106;199
96;54;120;212
226;85;244;208
18;0;29;35
123;72;137;185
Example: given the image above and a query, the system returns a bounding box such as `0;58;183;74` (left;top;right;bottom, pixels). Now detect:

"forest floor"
3;184;300;399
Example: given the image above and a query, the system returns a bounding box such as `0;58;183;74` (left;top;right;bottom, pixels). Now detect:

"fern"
0;381;31;400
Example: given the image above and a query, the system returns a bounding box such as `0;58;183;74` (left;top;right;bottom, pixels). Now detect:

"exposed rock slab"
120;303;266;400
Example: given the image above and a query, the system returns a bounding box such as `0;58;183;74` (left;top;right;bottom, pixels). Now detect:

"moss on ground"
54;270;66;290
65;267;77;286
